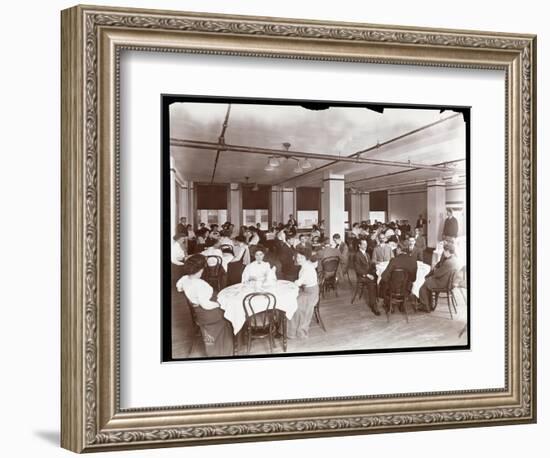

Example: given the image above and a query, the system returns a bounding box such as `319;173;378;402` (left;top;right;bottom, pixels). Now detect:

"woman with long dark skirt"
176;254;233;357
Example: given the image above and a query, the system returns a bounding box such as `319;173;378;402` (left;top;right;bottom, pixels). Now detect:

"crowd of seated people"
171;216;463;351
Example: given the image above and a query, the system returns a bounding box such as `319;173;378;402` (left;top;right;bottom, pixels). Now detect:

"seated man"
418;243;461;311
297;233;313;253
407;236;424;262
372;235;394;264
354;239;380;315
316;239;341;273
379;245;418;310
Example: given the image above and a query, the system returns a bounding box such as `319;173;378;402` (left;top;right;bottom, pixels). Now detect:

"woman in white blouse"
176;254;233;357
287;247;320;339
241;246;275;285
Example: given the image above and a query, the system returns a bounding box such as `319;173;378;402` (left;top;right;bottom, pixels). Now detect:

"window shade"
296;187;321;211
242;185;270;209
369;190;388;211
196;184;228;209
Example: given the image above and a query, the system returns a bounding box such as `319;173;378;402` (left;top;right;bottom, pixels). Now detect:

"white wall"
0;1;546;458
389;190;427;227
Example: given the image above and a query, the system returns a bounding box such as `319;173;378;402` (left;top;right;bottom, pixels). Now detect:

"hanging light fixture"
252;183;260;191
264;162;274;171
299;158;312;169
292;158;302;173
268;156;280;167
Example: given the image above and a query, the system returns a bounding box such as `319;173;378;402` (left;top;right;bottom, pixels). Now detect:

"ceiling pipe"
170;138;464;173
275;112;462;185
349;174;466;193
209;104;232;184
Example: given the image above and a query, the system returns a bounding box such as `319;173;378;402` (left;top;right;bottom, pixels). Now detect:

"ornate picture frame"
61;4;536;453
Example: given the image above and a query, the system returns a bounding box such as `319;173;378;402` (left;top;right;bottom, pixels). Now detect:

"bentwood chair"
351;275;369;304
242;292;282;354
430;269;459;319
384;268;411;323
180;291;205;357
204;255;223;292
220;244;234;255
320;256;340;298
313;296;327;332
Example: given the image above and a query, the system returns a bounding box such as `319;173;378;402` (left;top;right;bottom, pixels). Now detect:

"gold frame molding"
61;4;537;453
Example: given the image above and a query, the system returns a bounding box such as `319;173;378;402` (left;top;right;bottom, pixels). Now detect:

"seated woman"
287;247;320;339
310;225;321;240
241;245;276;286
176;254;233;357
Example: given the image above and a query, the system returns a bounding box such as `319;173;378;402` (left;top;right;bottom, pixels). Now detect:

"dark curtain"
196;184;228;209
296;187;321;210
242;185;270;209
370;190;388;211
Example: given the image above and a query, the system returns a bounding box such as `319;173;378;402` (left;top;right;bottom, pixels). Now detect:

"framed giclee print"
61;4;537;453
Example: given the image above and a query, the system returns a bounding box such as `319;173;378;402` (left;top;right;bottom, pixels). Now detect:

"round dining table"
375;260;431;297
217;279;299;335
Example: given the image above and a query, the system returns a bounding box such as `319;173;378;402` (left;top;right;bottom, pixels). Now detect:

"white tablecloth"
376;260;431;297
217;280;299;334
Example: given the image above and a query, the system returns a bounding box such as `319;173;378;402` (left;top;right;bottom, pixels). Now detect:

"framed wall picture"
61;4;536;453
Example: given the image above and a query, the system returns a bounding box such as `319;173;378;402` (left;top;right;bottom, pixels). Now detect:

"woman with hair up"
287;247;319;339
176;254;233;356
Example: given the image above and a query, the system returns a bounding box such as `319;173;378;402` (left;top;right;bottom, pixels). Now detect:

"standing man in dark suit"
416;214;426;233
354;239;380;315
278;235;298;281
175;217;187;236
442;208;459;239
378;245;418;309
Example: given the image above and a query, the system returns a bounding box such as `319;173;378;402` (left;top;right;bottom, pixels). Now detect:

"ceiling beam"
170;138;464;173
275;112;462;185
346;158;465;187
209;104;232;184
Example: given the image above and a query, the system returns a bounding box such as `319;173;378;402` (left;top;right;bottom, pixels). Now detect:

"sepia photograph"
162;96;470;361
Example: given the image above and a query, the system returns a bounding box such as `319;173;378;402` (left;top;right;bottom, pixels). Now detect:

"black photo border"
161;94;471;363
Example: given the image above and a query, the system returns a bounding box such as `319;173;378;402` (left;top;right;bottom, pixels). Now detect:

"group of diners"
174;246;320;356
171;213;462;355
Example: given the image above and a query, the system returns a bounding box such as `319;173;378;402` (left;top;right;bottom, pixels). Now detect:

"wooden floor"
171;271;468;359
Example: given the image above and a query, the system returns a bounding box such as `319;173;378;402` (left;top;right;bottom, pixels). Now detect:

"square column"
360;191;370;222
229;183;241;228
187;181;195;228
170;157;177;238
427;180;446;247
282;187;295;225
350;191;361;225
271;186;283;225
322;172;345;239
177;180;189;223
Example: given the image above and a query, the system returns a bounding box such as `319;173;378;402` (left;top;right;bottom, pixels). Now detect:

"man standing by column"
442;208;459;240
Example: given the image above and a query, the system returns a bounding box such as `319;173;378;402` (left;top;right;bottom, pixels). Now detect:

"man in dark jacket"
354;239;380;315
442;208;459;239
278;237;298;281
419;243;461;311
379;245;418;309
